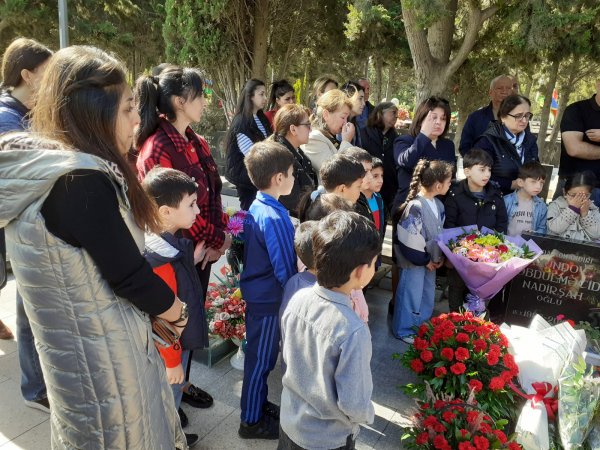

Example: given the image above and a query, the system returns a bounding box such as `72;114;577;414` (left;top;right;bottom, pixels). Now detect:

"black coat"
474;121;538;195
360;126;398;211
444;179;508;233
276;135;318;217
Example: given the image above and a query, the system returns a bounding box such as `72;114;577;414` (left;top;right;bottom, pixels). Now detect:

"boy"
280;211;381;449
503;161;548;236
444;149;508;313
359;157;386;247
319;154;366;204
239;140;297;440
143;167;213;449
339;147;378;223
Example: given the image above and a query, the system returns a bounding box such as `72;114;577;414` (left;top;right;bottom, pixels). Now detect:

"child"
280;221;318;324
300;192;354;222
239;140;297;440
280;211;381;449
392;159;453;342
547;171;600;241
142;167;212;448
358;157;386;256
339;146;374;220
444;148;508;313
503;161;548;236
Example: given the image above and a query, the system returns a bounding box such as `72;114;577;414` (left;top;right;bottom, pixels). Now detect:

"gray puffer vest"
0;134;187;450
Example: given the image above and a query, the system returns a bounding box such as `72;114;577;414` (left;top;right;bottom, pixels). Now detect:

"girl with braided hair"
392;159;453;342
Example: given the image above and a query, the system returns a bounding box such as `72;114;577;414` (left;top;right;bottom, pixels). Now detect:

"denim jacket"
503;190;547;235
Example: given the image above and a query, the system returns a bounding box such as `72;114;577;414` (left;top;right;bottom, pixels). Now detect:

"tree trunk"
537;59;560;157
374;55;383;103
385;65;391;101
251;0;269;80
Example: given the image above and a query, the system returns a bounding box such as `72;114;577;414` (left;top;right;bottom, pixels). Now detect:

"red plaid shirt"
137;119;227;249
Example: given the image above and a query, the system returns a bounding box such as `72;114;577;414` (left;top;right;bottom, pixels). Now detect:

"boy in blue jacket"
239;140;297;440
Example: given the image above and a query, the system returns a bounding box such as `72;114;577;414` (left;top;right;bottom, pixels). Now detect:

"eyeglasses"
297;122;312;128
507;112;533;121
565;192;591;199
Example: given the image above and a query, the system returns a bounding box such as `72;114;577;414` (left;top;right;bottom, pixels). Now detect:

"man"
459;75;513;155
356;78;375;129
556;80;600;201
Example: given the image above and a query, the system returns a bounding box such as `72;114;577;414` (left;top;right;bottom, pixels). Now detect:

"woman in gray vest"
0;46;188;449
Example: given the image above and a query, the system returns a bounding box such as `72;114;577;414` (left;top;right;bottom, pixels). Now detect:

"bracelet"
169;301;188;325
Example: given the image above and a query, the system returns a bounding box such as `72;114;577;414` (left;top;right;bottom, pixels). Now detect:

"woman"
225;78;272;210
0;37;53;411
474;94;538;195
361;101;399;209
310;75;338;110
271;104;318;216
301;89;355;176
393;96;456;210
135;66;230;410
339;81;366;147
264;79;295;128
0;46;187;449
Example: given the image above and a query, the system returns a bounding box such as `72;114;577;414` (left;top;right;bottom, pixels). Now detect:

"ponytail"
135;75;161;148
268;79;294;110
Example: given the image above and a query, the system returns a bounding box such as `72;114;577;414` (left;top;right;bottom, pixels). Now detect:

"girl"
547;171;600;241
339;81;366;147
271;104;318;216
264;79;295;128
392;159;453;342
0;46;186;449
225;78;272;210
135;66;226;420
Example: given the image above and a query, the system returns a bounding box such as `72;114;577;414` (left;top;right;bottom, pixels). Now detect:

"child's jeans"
392;267;435;338
241;311;280;424
171;350;190;409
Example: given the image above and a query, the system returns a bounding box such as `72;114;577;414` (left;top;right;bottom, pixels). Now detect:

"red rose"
420;350;434;363
414;337;429;351
415;432;429;445
469;379;483;393
489;344;501;354
567;319;575;327
455;332;470;343
423;415;438;428
460;428;469;438
466;410;479;424
410;358;425;373
463;324;477;332
441;348;454;361
503;353;517;369
473;435;490;450
431;317;442;326
479;422;492;433
473;339;487;353
431;334;442;345
435;367;447;378
493;430;508;444
455;347;470;361
418;324;429;337
433;423;446;433
498;244;508;253
442;328;454;340
466;234;477;241
489;376;505;391
433;400;446;409
442;411;456;423
433;434;448;449
500;370;514;382
499;334;509;347
508;443;523;450
487;352;499;366
450;362;466;375
459;443;476;450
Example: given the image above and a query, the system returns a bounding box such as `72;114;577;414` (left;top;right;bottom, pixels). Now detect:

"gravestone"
505;232;600;328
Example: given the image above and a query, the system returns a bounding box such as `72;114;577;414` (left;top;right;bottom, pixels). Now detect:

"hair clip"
310;185;325;201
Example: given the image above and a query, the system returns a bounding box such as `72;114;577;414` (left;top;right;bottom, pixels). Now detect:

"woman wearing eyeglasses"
474;94;539;195
270;104;317;217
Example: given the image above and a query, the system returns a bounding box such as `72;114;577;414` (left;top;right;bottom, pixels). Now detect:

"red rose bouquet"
204;265;246;340
399;311;519;421
401;398;524;450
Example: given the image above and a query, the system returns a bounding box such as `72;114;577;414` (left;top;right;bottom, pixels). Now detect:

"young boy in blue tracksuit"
239;140;297;440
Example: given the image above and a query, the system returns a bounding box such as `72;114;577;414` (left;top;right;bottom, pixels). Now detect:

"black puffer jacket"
360;125;398;210
444;179;508;233
474;121;538;195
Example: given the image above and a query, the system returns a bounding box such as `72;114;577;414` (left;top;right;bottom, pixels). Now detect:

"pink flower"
227;216;244;236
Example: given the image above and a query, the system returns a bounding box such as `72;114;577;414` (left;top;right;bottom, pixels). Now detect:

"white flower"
212;297;225;306
218;312;231;321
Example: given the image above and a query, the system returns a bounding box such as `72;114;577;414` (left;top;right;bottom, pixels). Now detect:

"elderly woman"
474;94;538;195
0;46;187;449
302;89;354;178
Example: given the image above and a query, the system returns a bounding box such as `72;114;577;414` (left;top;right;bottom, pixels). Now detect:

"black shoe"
185;433;199;448
178;408;188;428
263;401;280;420
24;397;50;413
388;299;395;316
182;385;214;409
238;415;279;440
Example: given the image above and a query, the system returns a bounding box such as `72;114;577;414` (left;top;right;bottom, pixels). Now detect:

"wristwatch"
170;301;189;325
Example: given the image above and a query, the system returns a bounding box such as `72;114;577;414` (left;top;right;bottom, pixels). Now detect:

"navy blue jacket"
474;121;539;195
360;125;398;209
393;133;456;211
459;102;494;156
0;93;29;134
241;192;297;314
144;232;209;350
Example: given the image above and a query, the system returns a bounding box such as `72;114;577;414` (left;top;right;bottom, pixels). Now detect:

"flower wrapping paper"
437;225;543;300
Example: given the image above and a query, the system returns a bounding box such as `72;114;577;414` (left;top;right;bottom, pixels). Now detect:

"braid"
395;159;429;221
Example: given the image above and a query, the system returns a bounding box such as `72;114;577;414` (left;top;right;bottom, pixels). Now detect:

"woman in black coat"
474;94;538;195
360;101;398;210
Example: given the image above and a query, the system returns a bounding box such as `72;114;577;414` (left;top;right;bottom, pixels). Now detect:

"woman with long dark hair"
0;46;187;449
225;78;272;209
264;79;295;128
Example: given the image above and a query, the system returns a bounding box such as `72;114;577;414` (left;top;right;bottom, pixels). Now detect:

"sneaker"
400;335;415;345
238;415;279;440
185;433;199;448
178;407;188;428
0;320;13;340
182;385;213;409
24;397;50;413
263;401;280;420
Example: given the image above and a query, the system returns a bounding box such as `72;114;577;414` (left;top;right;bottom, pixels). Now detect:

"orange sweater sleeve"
153;263;182;368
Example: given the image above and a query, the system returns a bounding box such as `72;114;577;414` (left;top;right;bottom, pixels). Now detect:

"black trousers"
277;427;355;450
